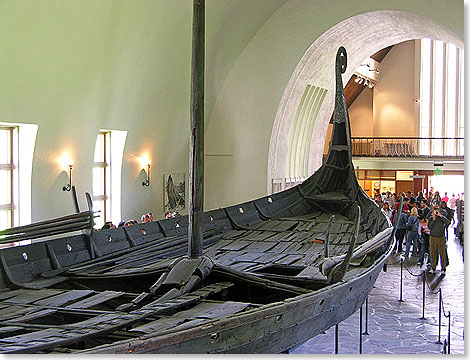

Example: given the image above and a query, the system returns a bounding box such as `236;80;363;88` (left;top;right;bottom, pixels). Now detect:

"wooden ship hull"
0;47;397;354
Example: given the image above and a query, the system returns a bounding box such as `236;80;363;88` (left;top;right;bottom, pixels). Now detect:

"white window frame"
93;131;111;228
0;126;18;229
92;129;127;228
419;39;464;157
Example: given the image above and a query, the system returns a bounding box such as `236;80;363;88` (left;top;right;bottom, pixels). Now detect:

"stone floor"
291;227;465;355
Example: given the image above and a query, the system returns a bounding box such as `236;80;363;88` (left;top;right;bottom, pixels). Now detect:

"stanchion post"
359;305;363;354
335;323;339;354
362;296;369;335
435;289;442;344
443;339;447;354
420;271;426;320
399;258;404;302
447;311;451;354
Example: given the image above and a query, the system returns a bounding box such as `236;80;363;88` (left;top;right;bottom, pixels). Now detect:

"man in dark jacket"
394;209;409;253
428;208;451;273
439;200;453;239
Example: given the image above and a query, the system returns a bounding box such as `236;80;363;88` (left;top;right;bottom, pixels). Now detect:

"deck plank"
34;290;95;307
218;240;251;252
66;291;124;309
243;241;277;253
4;289;64;305
0;290;29;301
275;254;304;265
131;301;250;334
0;305;33;321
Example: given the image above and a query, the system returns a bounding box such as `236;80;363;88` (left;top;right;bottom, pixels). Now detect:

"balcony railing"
351;137;464;158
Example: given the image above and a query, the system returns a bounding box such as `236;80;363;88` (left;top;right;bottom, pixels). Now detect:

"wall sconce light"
62;164;73;191
142;164;150;187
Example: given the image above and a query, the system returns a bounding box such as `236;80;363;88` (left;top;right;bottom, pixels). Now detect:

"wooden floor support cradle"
0;47;396;354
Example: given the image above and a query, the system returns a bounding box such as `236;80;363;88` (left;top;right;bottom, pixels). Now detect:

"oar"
327;205;361;284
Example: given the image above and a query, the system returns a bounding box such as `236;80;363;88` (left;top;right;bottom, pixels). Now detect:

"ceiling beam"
329;45;394;123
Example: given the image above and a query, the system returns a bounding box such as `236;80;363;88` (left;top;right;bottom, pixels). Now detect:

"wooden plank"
244;231;277;242
204;238;233;249
241;264;266;273
263;232;292;243
66;291;124;309
294;221;316;232
270;220;299;232
213;251;242;265
283;243;304;253
190;282;234;298
222;230;251;240
0;289;29;301
34;290;94;307
180;301;251;320
71;313;134;329
142;282;235;312
0;326;23;335
275;254;304;265
130;316;183;334
218;240;251;252
243;241;277;253
9;309;56;323
233;252;265;263
0;328;61;344
270;242;292;253
243;220;269;230
4;289;64;305
0;305;32;321
132;301;251;334
230;262;258;271
20;276;69;290
303;243;324;256
252;252;285;264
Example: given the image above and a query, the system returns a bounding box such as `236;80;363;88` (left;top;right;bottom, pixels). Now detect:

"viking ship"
0;47;397;354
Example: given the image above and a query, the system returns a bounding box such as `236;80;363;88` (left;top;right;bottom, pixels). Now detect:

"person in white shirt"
448;194;457;225
382;202;393;223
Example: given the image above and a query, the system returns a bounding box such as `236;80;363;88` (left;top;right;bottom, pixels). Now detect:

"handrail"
351;137;464;158
352;137;464;140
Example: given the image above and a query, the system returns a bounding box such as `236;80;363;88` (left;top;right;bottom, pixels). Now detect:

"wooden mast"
188;0;205;258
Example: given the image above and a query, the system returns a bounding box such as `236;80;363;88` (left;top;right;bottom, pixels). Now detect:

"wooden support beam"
188;0;205;259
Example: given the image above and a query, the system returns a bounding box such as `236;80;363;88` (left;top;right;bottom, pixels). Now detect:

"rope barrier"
402;260;423;277
397;257;452;353
332;226;456;355
387;256;403;265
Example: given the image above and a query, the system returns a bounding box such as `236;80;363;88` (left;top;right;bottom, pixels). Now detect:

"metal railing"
351;137;464;158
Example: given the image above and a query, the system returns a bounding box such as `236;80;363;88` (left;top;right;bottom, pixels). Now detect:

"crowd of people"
375;188;462;275
100;210;184;230
101;212;155;229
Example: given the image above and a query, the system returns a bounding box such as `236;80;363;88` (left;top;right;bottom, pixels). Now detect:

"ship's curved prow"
299;47;361;209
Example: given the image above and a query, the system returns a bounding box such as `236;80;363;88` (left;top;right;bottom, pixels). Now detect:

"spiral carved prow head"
336;46;347;74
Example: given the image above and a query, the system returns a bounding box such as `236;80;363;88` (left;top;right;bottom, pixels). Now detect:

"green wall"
0;0;463;223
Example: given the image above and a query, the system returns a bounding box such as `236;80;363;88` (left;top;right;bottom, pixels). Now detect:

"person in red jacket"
394;197;410;212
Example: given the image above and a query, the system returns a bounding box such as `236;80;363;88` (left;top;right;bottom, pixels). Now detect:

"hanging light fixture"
62;165;73;191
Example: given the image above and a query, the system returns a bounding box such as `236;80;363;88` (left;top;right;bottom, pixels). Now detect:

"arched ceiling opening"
267;10;464;193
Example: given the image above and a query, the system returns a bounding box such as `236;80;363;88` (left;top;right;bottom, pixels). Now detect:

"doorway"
429;175;464;198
